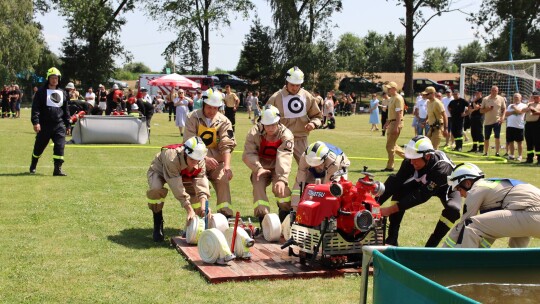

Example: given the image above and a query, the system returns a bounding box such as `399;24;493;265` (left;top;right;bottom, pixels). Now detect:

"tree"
390;0;459;95
452;41;486;66
123;62;152;74
0;0;42;83
380;33;407;72
334;33;366;73
468;0;540;60
420;47;453;72
236;19;280;92
147;0;254;75
310;34;338;94
52;0;135;88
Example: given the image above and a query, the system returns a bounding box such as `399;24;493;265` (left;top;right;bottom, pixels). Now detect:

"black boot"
478;145;484;153
467;144;477;153
53;162;67;176
29;156;39;174
425;221;452;247
385;223;400;246
153;211;164;242
168;115;171;121
278;210;289;223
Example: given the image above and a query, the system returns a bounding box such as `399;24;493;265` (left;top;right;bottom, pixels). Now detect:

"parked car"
184;75;221;91
214;73;249;88
405;78;449;93
437;79;460;91
338;77;382;94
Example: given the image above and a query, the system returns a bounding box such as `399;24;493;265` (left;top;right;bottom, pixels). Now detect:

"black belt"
387;119;403;122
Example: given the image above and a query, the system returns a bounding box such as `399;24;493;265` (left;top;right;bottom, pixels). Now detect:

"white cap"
112;84;119;89
65;82;75;89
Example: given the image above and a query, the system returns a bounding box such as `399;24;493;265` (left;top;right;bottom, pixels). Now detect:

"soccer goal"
460;59;540;99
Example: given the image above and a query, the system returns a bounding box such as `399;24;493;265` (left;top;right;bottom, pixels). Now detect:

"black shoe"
381;168;394;172
153;211;164;242
29;156;38;174
526;157;534;164
495;153;500;157
53;163;67;176
482;153;488;156
467;149;477;153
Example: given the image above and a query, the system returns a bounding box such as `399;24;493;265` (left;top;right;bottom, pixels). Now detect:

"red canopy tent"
148;73;201;89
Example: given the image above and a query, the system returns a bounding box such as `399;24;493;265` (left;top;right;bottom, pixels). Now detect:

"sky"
36;0;482;72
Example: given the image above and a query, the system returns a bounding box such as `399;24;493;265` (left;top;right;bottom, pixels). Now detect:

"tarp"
148;73;201;89
71;116;148;144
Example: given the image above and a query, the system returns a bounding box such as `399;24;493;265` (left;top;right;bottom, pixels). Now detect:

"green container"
370;247;540;304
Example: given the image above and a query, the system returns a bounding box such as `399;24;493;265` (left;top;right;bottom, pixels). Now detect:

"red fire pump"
281;170;386;267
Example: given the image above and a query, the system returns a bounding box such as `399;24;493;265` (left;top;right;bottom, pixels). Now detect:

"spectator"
106;84;124;115
192;90;203;111
480;86;506;156
174;89;191;137
322;112;336;129
369;93;380;131
323;92;334;125
245;91;255;120
524;91;540;164
379;92;389;136
85;87;96;114
166;89;176;121
223;85;240;132
96;84;107;114
10;84;22;118
415;92;429;136
250;91;261;124
504;93;527;161
467;89;485;153
139;87;154;135
447;90;468;151
441;89;454;147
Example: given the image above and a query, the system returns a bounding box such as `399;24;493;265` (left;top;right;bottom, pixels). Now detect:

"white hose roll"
262;213;282;242
198;228;235;264
208;213;229;233
281;214;292;240
185;216;205;245
224;227;254;259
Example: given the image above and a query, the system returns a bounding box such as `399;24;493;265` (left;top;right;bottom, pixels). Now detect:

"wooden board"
171;236;372;284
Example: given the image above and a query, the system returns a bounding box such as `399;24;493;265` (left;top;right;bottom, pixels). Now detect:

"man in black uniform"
377;135;461;247
467;89;484;153
447;89;468;151
29;67;70;176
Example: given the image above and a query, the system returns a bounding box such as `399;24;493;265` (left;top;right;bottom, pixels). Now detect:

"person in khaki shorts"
266;66;322;164
146;136;210;242
184;89;236;217
444;163;540;248
381;81;405;171
480;86;506;156
424;86;449;150
243;105;294;223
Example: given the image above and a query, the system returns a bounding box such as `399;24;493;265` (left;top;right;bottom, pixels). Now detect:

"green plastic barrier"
370;247;540;304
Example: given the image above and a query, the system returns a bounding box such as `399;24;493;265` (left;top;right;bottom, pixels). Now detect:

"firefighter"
146;136;211;242
242;105;294;223
184;88;236;217
266;66;323;164
291;141;351;209
444;163;540;248
378;135;461;247
29;67;70;176
424;86;449;150
106;84;124;115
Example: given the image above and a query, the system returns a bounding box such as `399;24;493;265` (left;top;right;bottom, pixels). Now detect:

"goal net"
460;59;540;100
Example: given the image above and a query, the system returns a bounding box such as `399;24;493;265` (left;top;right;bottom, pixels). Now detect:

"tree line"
1;0;539;101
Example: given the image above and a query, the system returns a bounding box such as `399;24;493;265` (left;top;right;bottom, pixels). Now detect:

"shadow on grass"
107;228;180;249
0;172;39;177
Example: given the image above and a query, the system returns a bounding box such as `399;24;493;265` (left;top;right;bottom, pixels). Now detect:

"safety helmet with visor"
202;88;223;107
285;66;304;85
447;163;484;191
404;135;434;159
260;105;281;125
65;82;75;90
184;136;208;161
305;141;330;167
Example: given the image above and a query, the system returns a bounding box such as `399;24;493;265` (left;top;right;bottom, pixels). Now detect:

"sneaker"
495;153;500;157
508;155;515;160
517;156;522;162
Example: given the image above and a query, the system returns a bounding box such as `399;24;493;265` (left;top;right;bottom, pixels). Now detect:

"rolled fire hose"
198;228;235;265
225;227;254;259
185;216;205;245
262;213;282;242
281;214;292;240
208;213;229;233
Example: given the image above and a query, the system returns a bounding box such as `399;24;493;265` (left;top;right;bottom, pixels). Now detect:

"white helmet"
112;84;119;90
65;82;75;90
305;141;330;167
447;163;484;191
184;136;208;161
131;103;139;110
285;66;304;85
260;105;281;125
404;136;434;159
202;88;223;107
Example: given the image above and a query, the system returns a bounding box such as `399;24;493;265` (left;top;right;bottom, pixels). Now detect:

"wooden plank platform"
171;236;371;284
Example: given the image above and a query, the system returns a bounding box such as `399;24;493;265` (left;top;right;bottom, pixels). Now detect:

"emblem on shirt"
427;181;437;191
46;89;64;107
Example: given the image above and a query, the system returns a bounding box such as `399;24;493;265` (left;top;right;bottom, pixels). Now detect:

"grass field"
1;109;539;303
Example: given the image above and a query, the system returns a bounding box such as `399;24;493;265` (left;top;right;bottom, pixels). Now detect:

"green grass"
1;109;539;303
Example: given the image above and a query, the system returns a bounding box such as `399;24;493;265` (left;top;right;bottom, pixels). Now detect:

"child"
323;112;336;129
251;91;261;124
